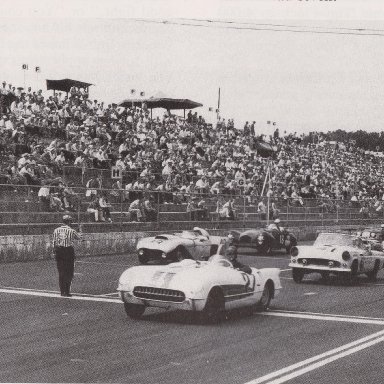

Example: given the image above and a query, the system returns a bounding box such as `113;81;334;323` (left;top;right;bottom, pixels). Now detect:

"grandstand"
0;79;384;236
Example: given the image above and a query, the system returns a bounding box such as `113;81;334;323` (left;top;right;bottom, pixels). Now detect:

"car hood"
295;245;354;258
118;260;229;296
137;234;194;251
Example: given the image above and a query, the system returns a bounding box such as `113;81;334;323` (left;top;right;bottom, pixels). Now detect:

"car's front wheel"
173;246;189;262
202;288;225;324
292;268;304;283
138;254;149;264
256;281;273;311
366;260;380;281
124;303;145;319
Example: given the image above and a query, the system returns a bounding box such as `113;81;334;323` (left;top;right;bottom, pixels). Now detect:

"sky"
2;0;384;134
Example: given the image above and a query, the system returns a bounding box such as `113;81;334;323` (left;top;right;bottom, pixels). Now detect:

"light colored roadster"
289;232;384;283
117;258;281;322
136;227;223;264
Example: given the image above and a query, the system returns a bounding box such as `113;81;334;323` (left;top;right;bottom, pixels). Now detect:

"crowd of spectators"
1;79;384;222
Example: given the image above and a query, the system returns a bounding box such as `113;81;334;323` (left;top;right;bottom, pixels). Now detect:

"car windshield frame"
314;233;365;249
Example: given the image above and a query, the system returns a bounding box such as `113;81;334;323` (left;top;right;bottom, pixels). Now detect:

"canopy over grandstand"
119;91;203;111
46;78;93;93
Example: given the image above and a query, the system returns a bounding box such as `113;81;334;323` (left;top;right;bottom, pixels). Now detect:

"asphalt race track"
1;249;384;383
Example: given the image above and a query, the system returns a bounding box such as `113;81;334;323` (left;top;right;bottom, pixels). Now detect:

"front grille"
142;249;163;259
133;286;185;302
298;258;341;267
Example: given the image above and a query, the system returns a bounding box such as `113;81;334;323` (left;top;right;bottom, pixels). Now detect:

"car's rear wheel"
124;303;145;319
202;288;225;324
367;260;380;281
292;268;304;283
256;281;273;311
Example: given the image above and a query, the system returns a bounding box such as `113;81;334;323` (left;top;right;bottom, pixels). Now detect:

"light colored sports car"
289;232;384;283
117;258;281;322
136;227;223;264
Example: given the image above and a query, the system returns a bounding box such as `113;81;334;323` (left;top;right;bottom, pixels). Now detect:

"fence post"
243;196;246;228
157;191;160;230
120;189;123;233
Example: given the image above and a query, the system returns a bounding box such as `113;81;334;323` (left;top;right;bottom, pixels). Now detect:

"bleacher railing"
0;183;382;233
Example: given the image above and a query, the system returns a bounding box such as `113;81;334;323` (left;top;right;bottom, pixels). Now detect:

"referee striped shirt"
52;225;82;248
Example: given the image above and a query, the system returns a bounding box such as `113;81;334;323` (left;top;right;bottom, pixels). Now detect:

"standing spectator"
128;196;144;222
86;194;100;222
52;215;82;297
143;196;157;222
99;193;112;222
258;199;267;220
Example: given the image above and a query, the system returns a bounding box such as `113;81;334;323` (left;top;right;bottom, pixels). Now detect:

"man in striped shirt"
52;215;82;297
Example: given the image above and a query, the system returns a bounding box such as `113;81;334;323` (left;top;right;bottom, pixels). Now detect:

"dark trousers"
55;246;75;295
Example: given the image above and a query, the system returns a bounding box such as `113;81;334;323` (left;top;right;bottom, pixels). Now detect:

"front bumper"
118;290;206;312
289;263;351;273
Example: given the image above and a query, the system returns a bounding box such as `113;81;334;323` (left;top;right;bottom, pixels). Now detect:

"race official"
52;215;82;297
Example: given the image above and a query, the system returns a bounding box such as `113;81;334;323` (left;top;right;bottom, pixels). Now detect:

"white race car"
289;232;384;283
117;258;281;323
136;227;223;264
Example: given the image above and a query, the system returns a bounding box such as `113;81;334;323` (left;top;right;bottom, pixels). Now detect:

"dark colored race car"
238;223;297;255
356;227;384;252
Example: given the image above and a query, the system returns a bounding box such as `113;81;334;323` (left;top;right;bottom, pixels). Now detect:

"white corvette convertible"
289;232;384;283
117;258;281;323
136;227;223;264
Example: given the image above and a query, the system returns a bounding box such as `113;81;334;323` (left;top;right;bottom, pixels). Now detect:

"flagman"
52;215;82;297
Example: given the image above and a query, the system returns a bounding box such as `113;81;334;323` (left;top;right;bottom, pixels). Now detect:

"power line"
133;18;384;38
180;18;384;34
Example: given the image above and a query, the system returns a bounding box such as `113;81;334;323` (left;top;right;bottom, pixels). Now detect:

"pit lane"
0;250;384;383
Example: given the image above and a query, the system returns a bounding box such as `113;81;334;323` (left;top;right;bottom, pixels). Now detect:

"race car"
239;224;297;254
356;227;384;252
289;232;384;283
117;258;282;323
136;227;223;264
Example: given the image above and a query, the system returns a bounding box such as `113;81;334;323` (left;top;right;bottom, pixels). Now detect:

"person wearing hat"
268;219;282;233
226;233;252;274
52;215;82;297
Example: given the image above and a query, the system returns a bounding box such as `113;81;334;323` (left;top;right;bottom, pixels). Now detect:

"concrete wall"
0;224;358;263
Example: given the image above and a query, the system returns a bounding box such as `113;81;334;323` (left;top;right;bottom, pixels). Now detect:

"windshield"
314;233;363;248
180;230;200;238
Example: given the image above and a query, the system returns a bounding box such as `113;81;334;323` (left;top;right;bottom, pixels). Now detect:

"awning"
119;92;202;110
46;79;93;93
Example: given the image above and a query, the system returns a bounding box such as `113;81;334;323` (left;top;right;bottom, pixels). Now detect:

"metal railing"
0;183;382;233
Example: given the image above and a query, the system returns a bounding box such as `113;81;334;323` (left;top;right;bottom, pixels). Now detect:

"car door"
223;268;259;310
356;239;374;273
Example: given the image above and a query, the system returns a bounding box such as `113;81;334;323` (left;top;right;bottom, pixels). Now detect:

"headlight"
342;251;351;261
370;233;376;238
291;247;299;257
138;249;144;255
161;252;167;259
328;261;334;267
302;259;307;265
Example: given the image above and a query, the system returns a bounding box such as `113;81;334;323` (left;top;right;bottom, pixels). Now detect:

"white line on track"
259;311;384;326
245;329;384;384
279;269;291;272
0;288;121;303
2;287;384;326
